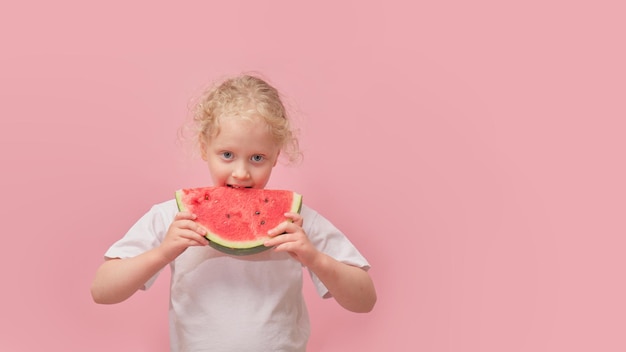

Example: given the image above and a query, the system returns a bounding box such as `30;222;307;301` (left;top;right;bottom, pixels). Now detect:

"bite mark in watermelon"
175;186;303;255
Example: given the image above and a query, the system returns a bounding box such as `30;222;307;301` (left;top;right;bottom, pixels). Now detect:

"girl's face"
201;116;280;189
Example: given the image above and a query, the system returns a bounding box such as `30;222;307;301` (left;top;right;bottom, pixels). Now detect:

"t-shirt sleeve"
104;199;177;289
302;206;371;298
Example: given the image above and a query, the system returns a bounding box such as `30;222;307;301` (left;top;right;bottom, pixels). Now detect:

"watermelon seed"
226;214;230;218
264;198;269;203
255;211;260;215
204;195;209;200
260;220;266;225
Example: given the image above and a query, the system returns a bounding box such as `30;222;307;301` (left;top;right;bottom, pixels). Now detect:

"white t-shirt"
105;199;370;352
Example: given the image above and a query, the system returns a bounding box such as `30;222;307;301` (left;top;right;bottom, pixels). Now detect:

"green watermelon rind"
175;189;303;256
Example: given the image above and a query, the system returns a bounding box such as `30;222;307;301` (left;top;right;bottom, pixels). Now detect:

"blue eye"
221;151;233;160
251;155;264;162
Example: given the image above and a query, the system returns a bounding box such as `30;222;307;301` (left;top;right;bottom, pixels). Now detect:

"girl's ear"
199;138;208;161
272;151;280;167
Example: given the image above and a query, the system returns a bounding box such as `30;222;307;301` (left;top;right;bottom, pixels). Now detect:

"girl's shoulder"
299;203;317;218
152;198;178;212
138;198;178;226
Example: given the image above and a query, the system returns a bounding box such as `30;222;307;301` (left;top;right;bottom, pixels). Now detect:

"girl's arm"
264;213;377;313
91;249;172;304
306;253;377;313
91;212;209;304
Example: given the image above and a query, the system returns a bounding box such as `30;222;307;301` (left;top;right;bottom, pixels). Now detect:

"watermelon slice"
175;186;303;255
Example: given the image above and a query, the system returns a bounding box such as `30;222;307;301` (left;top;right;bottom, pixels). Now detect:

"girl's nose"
232;164;250;179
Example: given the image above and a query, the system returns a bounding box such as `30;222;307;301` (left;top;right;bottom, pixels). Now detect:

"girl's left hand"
264;212;320;267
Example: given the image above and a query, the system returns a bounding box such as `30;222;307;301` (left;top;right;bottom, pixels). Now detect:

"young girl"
91;74;376;351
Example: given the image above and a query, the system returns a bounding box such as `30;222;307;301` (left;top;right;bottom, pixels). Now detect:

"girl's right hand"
159;212;209;261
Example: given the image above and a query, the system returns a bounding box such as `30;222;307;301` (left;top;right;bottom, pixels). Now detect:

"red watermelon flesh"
175;186;302;255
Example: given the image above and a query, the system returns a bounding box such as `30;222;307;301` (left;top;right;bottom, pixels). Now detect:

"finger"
175;219;208;236
264;232;292;247
272;240;305;254
190;235;210;246
180;229;210;246
283;212;303;227
192;224;208;236
174;212;197;221
267;220;295;237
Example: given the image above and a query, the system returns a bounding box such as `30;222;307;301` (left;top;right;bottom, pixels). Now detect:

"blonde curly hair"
188;74;301;164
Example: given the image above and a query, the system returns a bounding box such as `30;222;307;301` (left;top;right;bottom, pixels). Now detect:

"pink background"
1;1;625;351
